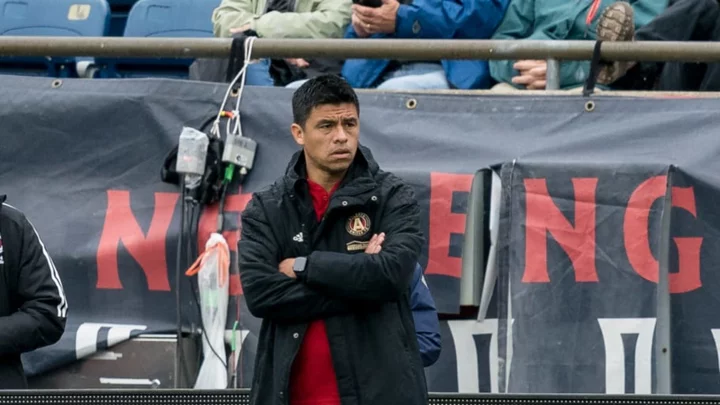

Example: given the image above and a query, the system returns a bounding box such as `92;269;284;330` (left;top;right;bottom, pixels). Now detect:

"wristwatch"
293;257;308;280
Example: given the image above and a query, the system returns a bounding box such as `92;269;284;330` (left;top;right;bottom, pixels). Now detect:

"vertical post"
655;171;673;394
546;58;560;90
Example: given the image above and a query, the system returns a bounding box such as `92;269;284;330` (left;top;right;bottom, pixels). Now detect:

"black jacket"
0;196;67;388
239;146;427;405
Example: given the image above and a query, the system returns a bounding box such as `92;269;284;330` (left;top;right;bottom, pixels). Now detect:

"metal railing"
1;37;720;61
2;37;719;89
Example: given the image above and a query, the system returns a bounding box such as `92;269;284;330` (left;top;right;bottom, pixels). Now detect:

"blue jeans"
376;63;449;90
286;79;308;88
284;63;450;90
244;59;274;86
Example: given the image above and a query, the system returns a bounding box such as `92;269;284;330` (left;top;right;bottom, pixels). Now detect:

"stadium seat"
107;0;140;37
0;0;110;77
93;0;216;79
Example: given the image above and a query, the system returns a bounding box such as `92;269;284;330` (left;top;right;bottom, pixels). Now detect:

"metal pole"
1;37;720;61
545;59;560;90
655;174;673;394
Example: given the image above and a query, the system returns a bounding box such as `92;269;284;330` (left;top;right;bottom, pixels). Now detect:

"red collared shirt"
288;179;341;405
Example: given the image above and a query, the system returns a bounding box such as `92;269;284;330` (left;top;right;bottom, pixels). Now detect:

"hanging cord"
228;36;256;138
217;37;256;231
210;37;257;140
583;40;605;97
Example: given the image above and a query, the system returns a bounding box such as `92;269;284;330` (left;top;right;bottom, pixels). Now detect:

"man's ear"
290;123;305;146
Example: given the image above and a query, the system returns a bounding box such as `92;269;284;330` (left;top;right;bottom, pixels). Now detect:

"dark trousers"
612;0;720;91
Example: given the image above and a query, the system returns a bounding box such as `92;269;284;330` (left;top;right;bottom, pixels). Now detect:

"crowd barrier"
2;390;720;405
2;37;720;61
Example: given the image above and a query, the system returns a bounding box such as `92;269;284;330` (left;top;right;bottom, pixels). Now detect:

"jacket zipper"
301;223;308;251
584;0;602;37
282;333;304;405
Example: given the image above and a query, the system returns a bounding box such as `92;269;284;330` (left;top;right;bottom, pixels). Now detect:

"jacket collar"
284;144;379;195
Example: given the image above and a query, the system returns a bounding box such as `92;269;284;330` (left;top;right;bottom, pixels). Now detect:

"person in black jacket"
238;74;427;405
0;196;67;389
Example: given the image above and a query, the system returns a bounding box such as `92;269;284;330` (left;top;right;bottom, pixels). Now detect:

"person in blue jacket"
410;262;441;367
340;0;510;90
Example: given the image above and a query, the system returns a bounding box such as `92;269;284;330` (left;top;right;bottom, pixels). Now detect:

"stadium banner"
1;76;720;393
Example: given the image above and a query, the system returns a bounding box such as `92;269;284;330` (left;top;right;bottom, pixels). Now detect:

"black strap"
583;40;604;97
226;35;247;83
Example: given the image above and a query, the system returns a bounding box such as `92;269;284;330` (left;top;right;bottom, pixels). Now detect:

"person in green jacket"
212;0;351;86
489;0;668;90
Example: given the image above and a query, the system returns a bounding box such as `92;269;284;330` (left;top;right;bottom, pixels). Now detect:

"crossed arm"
238;185;423;322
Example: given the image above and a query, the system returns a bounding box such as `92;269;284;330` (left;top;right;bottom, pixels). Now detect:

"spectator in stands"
239;75;428;405
598;0;720;91
489;0;667;91
211;0;350;87
0;196;67;389
341;0;509;90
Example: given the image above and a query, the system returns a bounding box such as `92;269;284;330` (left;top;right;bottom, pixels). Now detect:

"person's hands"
352;13;372;38
512;60;547;90
364;233;385;254
279;258;296;279
286;58;310;68
352;0;400;35
229;24;251;34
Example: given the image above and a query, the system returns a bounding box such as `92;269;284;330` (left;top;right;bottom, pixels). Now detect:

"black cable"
180;202;204;377
171;114;233;388
190;273;229;370
217;182;230;233
185;194;229;377
181;199;200;386
174;186;187;388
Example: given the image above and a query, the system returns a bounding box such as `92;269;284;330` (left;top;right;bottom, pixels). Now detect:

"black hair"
292;74;360;127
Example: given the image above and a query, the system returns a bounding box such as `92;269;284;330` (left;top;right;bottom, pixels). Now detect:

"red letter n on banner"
523;178;599;283
426;173;473;278
96;190;178;291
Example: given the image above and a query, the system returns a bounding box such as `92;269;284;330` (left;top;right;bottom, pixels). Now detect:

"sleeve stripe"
3;204;68;318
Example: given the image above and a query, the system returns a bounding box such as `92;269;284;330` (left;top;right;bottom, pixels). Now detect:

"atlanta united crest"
346;212;371;237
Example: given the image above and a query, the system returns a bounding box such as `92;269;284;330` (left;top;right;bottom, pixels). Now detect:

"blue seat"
94;0;216;79
107;0;140;37
0;0;110;77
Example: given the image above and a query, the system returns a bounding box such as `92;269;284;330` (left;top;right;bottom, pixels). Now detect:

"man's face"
291;103;359;176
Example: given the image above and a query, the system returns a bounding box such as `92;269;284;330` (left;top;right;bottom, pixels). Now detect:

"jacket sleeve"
395;0;507;40
410;263;441;367
488;0;591;89
304;183;423;302
239;196;365;323
212;0;256;38
0;211;67;356
249;0;351;39
488;0;535;86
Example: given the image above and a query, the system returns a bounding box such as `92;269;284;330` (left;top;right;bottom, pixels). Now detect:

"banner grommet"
584;100;595;112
